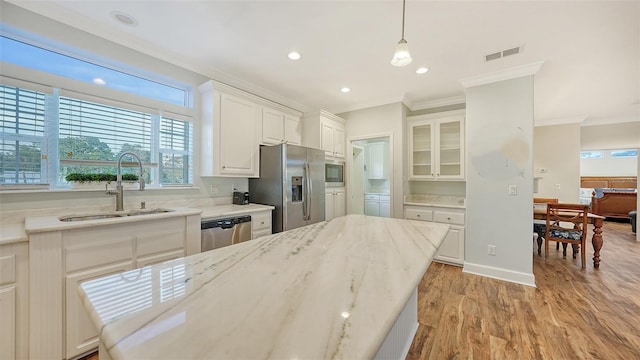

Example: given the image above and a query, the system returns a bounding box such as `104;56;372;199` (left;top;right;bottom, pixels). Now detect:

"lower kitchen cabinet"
251;210;272;239
0;242;29;360
404;205;465;266
28;214;200;360
326;187;346;221
364;194;390;218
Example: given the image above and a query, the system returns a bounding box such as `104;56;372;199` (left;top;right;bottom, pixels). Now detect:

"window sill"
0;186;199;195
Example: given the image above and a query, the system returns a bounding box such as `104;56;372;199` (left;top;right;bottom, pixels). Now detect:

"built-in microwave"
325;161;344;187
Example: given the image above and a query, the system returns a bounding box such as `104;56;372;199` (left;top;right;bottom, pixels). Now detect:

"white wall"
339;103;404;218
580;150;638;177
581;122;640;150
534;124;581;202
464;75;536;286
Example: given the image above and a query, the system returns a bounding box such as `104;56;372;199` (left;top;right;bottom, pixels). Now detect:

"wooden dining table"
534;207;606;268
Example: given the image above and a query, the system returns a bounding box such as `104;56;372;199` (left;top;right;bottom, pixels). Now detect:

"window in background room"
610;149;637;158
580;151;603;159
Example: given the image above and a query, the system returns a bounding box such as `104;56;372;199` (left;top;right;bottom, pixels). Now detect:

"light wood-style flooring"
407;220;640;360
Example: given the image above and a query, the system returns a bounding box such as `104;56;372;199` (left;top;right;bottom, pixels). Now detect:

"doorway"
349;135;392;217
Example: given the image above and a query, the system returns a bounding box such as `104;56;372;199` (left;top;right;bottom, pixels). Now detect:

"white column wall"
463;76;536;286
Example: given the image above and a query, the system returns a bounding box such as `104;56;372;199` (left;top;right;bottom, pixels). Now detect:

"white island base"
80;215;449;360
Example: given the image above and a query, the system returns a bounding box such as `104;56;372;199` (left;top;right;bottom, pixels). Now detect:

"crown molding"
411;96;466;111
330;96;406;115
461;61;545;88
534;116;587;127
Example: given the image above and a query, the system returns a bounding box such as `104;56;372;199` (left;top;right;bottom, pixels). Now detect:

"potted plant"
65;173;139;189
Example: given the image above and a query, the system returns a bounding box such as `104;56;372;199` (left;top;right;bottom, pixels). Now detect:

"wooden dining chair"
544;203;589;268
533;198;558;255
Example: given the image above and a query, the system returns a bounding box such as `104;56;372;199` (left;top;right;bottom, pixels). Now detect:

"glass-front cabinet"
408;110;465;180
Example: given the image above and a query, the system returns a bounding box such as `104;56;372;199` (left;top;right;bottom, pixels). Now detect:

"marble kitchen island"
79;214;450;360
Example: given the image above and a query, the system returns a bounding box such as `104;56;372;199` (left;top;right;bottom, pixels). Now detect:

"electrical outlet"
554;184;561;190
210;185;220;194
233;183;238;191
539;168;548;173
488;245;496;256
508;184;517;195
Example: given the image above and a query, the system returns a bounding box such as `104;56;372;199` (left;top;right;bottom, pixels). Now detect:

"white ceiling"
7;1;640;126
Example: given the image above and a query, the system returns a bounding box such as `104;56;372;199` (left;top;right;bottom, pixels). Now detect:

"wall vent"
484;46;522;62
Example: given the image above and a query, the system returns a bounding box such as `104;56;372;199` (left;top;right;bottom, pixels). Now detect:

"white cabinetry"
367;142;387;180
200;81;260;177
261;107;302;146
302;110;346;159
251;210;273;239
28;214;200;360
0;242;28;360
325;187;346;221
404;205;465;266
407;110;465;180
364;194;390;218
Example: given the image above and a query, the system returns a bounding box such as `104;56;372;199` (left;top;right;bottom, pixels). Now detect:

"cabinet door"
367;142;386;179
334;189;346;218
364;200;380;216
333;128;345;159
409;120;435;179
262;108;284;145
220;93;257;175
434;225;464;265
379;201;390;218
65;261;134;359
284;115;302;145
321;122;334;156
436;117;464;179
0;286;16;360
325;191;335;221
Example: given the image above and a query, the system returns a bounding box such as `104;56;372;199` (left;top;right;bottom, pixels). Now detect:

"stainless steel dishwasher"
201;215;252;252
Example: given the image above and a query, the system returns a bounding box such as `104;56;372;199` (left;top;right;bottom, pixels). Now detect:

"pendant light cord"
401;0;406;40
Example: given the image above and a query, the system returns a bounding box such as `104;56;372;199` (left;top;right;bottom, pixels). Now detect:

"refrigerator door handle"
307;163;313;221
302;163;308;221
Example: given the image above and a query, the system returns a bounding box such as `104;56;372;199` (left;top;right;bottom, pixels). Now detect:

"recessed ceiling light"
288;51;301;60
111;11;138;26
340;87;351;93
416;67;429;74
93;78;106;85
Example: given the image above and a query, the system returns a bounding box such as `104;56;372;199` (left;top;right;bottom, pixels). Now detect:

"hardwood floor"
407;221;640;360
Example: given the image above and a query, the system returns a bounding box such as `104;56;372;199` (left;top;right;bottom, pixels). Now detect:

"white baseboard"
462;262;536;287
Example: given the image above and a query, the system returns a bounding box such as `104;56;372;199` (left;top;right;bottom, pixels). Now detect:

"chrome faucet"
106;152;145;211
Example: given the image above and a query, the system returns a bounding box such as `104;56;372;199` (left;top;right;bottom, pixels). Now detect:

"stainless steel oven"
325;160;344;187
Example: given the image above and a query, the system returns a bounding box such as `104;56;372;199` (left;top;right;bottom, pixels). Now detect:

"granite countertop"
79;214;450;360
404;194;466;209
2;203;275;244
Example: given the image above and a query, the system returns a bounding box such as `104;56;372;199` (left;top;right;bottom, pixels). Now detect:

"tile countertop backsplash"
404;194;466;209
0;197;274;245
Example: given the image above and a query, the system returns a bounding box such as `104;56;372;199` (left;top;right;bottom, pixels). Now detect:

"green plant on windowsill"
65;173;139;183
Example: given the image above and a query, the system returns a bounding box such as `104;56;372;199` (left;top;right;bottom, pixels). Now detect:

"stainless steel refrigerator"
249;144;325;233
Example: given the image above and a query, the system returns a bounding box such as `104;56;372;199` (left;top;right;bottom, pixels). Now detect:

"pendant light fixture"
391;0;412;66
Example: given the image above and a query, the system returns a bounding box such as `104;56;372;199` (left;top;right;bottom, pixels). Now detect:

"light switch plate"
508;184;517;195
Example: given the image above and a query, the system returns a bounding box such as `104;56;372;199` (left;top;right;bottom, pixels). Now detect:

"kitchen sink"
59;208;174;222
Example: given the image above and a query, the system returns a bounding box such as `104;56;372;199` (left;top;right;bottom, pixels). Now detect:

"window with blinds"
0;85;47;184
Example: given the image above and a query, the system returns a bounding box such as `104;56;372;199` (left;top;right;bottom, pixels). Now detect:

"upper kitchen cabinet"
200;80;260;177
302;110;346;159
367;141;388;180
407;110;465;180
261;107;302;146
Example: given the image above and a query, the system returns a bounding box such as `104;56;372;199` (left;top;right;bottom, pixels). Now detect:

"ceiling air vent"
502;47;520;57
484;46;522;62
485;51;502;62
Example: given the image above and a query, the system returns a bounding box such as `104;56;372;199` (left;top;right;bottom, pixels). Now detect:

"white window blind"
0;84;47;184
159;116;192;184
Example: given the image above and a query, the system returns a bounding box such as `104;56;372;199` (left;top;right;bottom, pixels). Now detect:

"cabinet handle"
222;166;226;169
261;221;265;225
417;214;421;217
447;217;451;220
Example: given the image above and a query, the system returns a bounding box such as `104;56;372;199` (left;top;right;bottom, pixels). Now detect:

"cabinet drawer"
252;212;271;231
65;238;134;273
364;194;379;201
433;211;465;225
0;254;16;285
136;218;185;257
405;208;433;221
